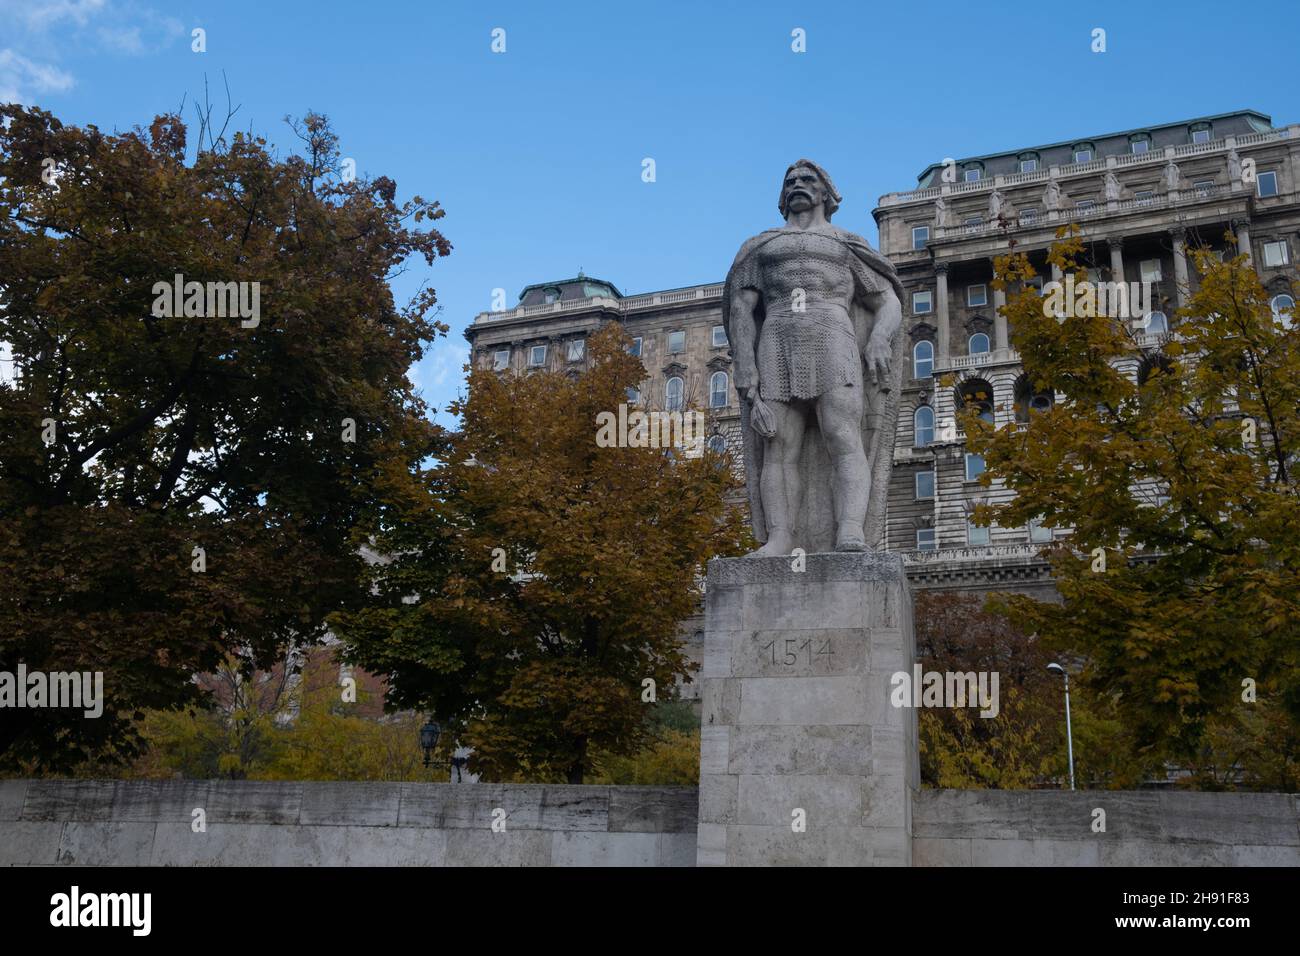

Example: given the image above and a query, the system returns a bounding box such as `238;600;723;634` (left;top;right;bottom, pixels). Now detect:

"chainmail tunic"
731;226;889;401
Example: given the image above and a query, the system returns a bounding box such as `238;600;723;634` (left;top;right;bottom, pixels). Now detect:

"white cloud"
3;0;109;31
412;340;470;394
0;0;182;103
0;49;75;105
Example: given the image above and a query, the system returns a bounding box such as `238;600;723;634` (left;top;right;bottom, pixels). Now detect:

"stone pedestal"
696;552;917;866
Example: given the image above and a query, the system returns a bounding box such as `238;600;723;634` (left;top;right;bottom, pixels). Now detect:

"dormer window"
962;163;984;182
1190;123;1212;145
1129;133;1151;154
1072;143;1095;164
1017;153;1039;173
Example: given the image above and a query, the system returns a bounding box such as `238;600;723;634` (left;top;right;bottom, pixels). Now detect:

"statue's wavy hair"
778;158;842;221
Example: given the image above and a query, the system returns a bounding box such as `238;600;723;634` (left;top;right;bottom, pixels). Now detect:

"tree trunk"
566;735;588;784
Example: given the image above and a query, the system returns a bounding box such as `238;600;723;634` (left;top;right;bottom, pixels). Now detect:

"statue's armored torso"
753;227;859;402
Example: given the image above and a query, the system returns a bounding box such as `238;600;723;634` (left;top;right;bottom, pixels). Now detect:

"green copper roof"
517;276;623;301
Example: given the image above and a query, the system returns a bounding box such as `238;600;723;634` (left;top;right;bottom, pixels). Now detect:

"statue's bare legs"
818;381;870;551
750;398;806;557
749;388;869;555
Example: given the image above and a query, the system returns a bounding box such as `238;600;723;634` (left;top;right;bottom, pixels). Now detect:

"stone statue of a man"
723;160;904;556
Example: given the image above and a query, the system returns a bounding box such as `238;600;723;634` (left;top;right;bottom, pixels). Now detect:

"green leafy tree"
966;227;1300;778
333;324;748;782
0;105;448;769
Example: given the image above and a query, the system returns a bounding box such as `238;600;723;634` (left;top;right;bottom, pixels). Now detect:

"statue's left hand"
863;336;892;387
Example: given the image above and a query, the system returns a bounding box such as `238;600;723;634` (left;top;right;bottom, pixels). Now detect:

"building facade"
466;109;1299;610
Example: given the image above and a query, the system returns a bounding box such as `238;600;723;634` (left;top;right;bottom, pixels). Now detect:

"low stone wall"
4;780;1296;865
913;789;1300;866
0;780;698;867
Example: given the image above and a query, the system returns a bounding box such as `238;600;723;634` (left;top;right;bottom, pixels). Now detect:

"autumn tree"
0;105;448;770
965;227;1300;779
915;590;1155;789
332;324;748;783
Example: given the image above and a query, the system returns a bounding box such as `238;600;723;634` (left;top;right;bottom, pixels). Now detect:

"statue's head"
779;159;841;221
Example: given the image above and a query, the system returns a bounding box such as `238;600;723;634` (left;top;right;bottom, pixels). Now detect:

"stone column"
697;553;918;867
1235;219;1252;262
1170;227;1190;308
1108;236;1125;283
934;263;950;365
993;287;1008;351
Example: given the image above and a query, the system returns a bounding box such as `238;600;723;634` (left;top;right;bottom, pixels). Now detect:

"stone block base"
697;552;917;866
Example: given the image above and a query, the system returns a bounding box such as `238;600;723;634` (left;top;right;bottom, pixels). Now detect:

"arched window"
1145;311;1168;334
706;435;727;456
968;333;990;355
665;376;684;411
913;405;935;446
709;371;728;408
913;340;934;379
1137;355;1175;389
1271;294;1295;330
1014;375;1054;423
957;380;995;424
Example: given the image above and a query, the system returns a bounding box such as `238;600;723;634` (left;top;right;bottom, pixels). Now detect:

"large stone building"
466;109;1299;608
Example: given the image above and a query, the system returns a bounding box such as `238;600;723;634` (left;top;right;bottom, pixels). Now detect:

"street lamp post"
419;718;442;772
1047;663;1075;791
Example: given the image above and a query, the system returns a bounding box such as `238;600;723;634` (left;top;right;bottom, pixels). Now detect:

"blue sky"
5;0;1299;422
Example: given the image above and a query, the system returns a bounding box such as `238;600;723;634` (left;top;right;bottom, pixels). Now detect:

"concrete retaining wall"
3;780;1296;865
0;780;698;867
913;789;1300;866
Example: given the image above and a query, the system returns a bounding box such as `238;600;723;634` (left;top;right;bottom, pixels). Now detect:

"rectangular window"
1130;140;1149;154
916;528;937;551
967;284;987;307
1018;208;1039;224
1134;190;1154;203
1019;158;1037;173
1028;518;1053;543
915;471;935;500
965;453;986;481
1073;149;1093;164
912;225;930;250
711;325;728;348
668;330;685;353
1140;259;1163;283
1257;171;1279;198
567;339;585;362
1264;240;1289;268
966;521;990;547
492;349;510;371
628;337;642;357
626;385;640;404
1193;180;1215;197
964;168;981;182
529;345;547;367
963;215;983;226
1075;199;1095;211
912;290;933;314
1191;128;1211;144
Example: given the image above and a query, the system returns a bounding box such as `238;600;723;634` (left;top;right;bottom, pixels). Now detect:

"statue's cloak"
722;224;905;552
